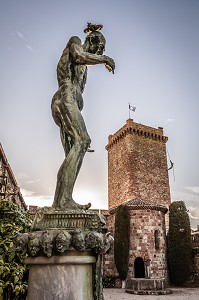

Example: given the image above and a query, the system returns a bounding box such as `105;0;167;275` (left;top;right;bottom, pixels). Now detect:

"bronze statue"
51;23;115;210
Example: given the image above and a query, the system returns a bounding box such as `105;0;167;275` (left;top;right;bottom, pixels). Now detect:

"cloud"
171;189;199;202
15;31;33;51
17;172;29;179
188;206;199;219
20;188;53;207
165;118;175;123
20;188;35;197
26;44;33;51
16;31;24;39
27;179;41;184
186;186;199;195
171;188;199;228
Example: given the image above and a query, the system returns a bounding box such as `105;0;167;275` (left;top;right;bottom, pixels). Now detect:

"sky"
0;0;199;227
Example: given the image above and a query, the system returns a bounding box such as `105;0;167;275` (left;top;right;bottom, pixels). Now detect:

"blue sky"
0;0;199;227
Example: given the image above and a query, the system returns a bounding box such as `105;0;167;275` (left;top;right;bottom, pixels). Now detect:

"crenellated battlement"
106;119;168;150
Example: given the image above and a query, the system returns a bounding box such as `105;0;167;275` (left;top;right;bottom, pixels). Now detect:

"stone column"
25;250;96;300
144;260;151;279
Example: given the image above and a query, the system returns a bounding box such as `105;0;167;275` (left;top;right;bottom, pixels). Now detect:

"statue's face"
56;232;71;253
41;233;53;257
15;237;23;249
84;32;106;55
73;232;85;251
28;238;40;256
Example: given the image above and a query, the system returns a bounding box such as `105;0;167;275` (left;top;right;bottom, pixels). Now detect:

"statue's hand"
104;56;115;74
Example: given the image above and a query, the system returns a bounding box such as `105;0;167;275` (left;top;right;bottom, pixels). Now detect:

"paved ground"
104;288;199;300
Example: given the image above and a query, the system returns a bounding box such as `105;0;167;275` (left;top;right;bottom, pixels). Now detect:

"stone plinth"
25;250;96;300
125;278;172;295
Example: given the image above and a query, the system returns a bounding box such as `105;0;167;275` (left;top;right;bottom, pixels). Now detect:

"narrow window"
154;230;160;250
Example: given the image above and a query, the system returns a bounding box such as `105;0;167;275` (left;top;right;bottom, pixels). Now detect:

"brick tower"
106;118;171;211
104;119;171;285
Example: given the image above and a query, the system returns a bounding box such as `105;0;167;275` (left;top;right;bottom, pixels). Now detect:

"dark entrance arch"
134;257;145;278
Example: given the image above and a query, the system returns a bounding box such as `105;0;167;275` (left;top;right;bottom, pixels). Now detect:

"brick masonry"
104;201;168;280
104;119;171;281
106;119;171;211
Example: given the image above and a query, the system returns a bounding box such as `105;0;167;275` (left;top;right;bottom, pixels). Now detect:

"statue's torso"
57;46;87;92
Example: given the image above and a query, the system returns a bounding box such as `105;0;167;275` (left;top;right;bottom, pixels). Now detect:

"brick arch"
132;249;149;261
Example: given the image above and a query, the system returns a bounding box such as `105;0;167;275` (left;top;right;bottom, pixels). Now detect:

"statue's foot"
87;147;95;153
56;199;91;210
79;202;92;210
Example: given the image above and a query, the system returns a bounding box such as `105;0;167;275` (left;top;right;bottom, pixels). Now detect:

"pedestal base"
125;278;173;295
25;250;96;300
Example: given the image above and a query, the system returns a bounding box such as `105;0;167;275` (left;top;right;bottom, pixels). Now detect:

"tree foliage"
0;199;32;299
167;201;192;284
114;204;130;280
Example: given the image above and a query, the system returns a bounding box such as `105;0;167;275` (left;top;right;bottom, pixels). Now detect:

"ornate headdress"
84;22;103;34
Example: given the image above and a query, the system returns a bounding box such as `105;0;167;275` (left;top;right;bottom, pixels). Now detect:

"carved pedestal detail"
25;250;96;300
31;207;105;231
13;208;114;300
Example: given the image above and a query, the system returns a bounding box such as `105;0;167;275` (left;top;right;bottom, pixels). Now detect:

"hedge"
0;199;32;299
114;204;130;280
167;201;192;284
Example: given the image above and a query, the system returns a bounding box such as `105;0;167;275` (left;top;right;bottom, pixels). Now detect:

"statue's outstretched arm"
71;43;115;73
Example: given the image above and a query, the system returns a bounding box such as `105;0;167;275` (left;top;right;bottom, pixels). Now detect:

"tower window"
154;230;160;250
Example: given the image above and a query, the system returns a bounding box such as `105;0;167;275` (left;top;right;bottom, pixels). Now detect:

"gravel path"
104;288;199;300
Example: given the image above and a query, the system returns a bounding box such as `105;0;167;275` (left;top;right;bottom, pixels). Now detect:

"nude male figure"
51;24;115;210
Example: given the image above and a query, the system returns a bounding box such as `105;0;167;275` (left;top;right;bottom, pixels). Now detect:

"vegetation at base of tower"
114;204;130;280
0;199;32;300
167;201;192;284
102;275;118;288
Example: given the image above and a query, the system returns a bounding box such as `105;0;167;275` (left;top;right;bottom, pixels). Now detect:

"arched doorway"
134;257;145;278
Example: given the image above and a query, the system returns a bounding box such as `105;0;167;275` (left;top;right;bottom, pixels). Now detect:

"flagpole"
128;102;130;119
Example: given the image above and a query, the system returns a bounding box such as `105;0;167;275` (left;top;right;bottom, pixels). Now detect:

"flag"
129;104;136;112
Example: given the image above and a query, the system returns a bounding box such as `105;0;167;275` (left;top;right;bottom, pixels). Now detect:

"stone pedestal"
125;278;172;295
25;250;96;300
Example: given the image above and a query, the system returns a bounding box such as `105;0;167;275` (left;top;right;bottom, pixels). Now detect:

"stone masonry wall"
128;208;168;279
104;205;168;280
106;119;171;213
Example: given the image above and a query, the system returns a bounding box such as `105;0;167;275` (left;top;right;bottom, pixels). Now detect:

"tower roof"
106;119;168;151
109;198;168;214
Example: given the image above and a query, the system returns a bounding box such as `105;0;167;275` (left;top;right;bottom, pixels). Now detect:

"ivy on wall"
0;199;32;299
167;201;192;284
114;204;130;280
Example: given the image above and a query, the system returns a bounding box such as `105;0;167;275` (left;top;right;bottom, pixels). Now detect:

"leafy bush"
167;201;192;284
114;204;130;280
0;199;32;299
102;275;117;288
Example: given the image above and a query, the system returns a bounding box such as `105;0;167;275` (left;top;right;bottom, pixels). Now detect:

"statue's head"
41;231;54;257
83;23;106;55
85;231;104;254
28;233;41;257
55;230;72;253
72;229;85;252
13;233;29;255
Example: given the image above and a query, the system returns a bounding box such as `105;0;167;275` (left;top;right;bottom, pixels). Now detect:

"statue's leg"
52;84;91;209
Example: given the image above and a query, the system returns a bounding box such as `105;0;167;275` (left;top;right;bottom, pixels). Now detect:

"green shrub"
102;275;117;288
114;204;130;280
0;199;32;299
167;201;192;284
